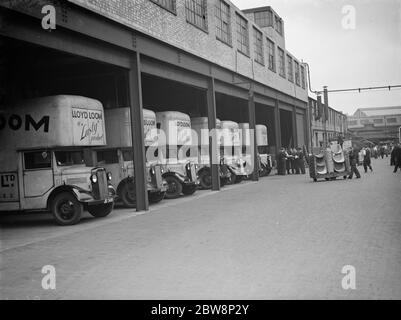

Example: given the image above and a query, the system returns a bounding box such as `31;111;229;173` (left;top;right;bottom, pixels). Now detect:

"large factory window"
236;13;250;56
294;61;300;86
254;9;273;28
301;65;306;89
287;55;294;82
253;28;264;65
278;47;285;78
215;0;231;45
185;0;208;32
267;38;276;72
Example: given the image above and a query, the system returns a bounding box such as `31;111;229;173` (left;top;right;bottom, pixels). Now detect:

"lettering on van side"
0;114;50;132
0;173;19;202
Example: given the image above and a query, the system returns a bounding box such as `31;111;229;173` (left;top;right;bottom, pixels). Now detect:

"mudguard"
162;171;194;185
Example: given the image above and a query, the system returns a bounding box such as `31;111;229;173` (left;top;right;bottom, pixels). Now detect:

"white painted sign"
71;108;106;145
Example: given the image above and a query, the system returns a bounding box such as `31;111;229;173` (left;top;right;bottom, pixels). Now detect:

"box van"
256;124;272;176
0;95;115;225
220;121;247;183
155;111;199;198
191;117;231;188
93;108;167;208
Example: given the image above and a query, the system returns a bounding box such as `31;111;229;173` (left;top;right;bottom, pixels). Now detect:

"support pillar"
207;77;220;191
248;86;259;181
128;52;148;211
292;105;298;148
274;99;282;151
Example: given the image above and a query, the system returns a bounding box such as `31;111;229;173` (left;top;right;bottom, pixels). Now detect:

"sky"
233;0;401;115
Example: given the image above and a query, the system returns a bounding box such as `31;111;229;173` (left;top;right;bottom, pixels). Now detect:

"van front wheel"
88;203;114;218
51;192;83;226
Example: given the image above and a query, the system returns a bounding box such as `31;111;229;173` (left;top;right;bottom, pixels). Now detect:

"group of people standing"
277;147;306;175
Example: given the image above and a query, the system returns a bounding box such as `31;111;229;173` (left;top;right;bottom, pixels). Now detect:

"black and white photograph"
0;0;400;306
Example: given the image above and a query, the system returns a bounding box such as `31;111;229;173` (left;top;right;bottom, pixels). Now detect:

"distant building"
347;106;401;143
308;97;348;148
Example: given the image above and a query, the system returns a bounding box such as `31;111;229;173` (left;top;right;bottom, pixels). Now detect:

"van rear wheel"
88;203;114;218
51;192;82;226
199;170;212;189
149;191;165;204
120;182;137;208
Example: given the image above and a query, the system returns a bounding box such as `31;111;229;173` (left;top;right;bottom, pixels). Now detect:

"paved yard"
1;158;400;299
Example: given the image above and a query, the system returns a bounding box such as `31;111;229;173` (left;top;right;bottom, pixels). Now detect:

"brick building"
308;97;348;148
0;0;310;209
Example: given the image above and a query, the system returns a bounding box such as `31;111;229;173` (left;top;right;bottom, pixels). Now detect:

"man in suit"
348;147;361;179
363;147;373;173
393;144;401;173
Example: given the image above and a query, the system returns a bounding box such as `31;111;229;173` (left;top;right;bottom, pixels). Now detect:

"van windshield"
55;151;85;166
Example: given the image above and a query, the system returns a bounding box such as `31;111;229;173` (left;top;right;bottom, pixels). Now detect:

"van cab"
191;117;231;188
0;95;115;225
93;107;167;207
256;124;272;176
155;111;199;198
220;121;248;183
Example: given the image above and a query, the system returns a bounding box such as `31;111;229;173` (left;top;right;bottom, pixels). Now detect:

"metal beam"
292;106;298;148
207;77;220;191
248;86;259;181
274;99;282;150
128;52;148;211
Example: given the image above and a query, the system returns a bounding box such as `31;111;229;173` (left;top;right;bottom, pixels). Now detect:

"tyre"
313;178;317;182
88;203;114;218
182;184;197;196
199;170;212;189
119;181;137;208
234;175;244;184
149;191;165;204
51;192;83;226
220;177;228;187
343;176;347;180
164;175;183;199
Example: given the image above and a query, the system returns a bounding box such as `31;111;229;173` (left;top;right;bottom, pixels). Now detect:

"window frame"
23;150;53;171
185;0;208;33
254;9;273;28
300;65;306;89
294;60;300;86
236;12;250;56
215;0;232;46
266;37;276;72
287;54;294;82
277;47;286;78
253;27;264;65
150;0;177;15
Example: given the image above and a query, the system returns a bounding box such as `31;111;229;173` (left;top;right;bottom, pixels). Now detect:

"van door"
22;150;54;197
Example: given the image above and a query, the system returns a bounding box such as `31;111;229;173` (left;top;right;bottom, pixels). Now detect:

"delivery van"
191;117;231;189
220;121;247;183
0;95;115;225
256;124;272;176
155;111;199;199
93;108;167;208
238;123;256;177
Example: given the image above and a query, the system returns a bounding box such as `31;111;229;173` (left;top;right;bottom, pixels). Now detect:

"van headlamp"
107;172;112;181
90;174;98;184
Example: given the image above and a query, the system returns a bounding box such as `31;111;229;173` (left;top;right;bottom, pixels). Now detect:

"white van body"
190;117;232;188
220;121;247;179
0;95;115;225
155;111;198;198
256;124;272;174
94;107;166;206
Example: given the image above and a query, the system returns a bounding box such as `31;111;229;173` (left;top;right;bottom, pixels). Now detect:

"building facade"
0;0;310;209
308;97;348;148
347;106;401;143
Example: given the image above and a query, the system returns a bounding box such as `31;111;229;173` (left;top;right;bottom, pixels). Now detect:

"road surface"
1;158;400;299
